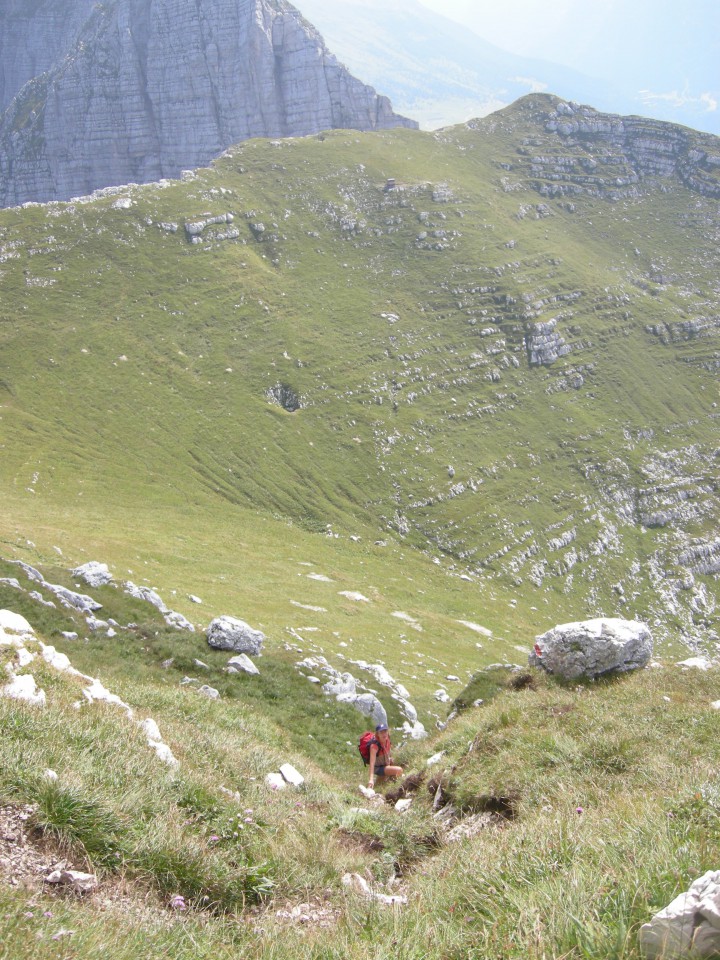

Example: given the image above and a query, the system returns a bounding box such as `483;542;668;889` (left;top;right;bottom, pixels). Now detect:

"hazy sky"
300;0;719;133
414;0;717;104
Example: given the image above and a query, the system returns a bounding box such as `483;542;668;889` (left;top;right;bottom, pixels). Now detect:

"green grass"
3;623;720;958
0;93;719;957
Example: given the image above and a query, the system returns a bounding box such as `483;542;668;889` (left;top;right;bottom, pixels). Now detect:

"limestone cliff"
0;0;416;207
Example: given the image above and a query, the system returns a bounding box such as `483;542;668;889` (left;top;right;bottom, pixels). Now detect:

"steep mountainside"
0;0;415;208
0;95;718;669
0;0;97;111
298;0;628;130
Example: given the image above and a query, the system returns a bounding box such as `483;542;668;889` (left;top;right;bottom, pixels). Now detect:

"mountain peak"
0;0;416;207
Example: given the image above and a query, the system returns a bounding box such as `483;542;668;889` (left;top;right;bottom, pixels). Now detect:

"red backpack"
358;731;377;764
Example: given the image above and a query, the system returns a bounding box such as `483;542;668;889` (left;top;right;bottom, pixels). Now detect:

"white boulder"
677;657;712;671
227;653;260;675
337;692;387;727
165;610;195;632
148;740;179;767
1;674;46;706
279;763;305;787
266;772;286;790
530;617;653;680
40;644;72;672
123;581;168;612
0;610;33;634
207;616;265;655
341;873;407;905
402;719;428;740
44;869;98;893
140;717;162;741
72;561;112;588
640;870;720;958
83;679;133;717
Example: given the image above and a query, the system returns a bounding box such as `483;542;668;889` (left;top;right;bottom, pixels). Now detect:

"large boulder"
640;870;720;959
337;692;387;727
0;610;33;635
72;561;112;588
207;616;264;655
529;617;652;680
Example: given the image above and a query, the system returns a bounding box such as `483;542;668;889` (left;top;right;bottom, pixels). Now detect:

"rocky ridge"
0;0;416;207
485;96;720;202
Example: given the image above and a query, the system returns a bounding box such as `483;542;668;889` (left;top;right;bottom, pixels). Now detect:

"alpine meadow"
1;92;720;959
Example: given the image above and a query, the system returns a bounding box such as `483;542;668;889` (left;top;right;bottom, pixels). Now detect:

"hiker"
361;723;403;789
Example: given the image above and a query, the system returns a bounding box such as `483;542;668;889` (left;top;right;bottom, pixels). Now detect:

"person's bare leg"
377;764;403;782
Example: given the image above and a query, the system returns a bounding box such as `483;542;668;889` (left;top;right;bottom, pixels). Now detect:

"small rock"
226;654;260;675
677;657;712;671
197;684;220;699
341;872;406;905
140;718;162;741
148;740;179;767
1;674;46;706
338;591;370;602
44;869;98;893
266;772;286;791
279;763;304;787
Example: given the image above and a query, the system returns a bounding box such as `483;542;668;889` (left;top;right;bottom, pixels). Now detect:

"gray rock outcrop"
207;616;265;655
511;95;720;203
529;617;653;679
0;0;416;207
640;870;720;959
72;561;112;588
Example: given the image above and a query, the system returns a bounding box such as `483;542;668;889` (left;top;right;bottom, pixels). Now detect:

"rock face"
529;617;653;680
640;870;720;959
0;0;416;207
503;95;720;203
207;616;265;655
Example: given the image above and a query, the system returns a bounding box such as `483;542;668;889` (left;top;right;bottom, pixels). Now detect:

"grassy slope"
2;598;720;959
1;99;717;665
0;93;719;955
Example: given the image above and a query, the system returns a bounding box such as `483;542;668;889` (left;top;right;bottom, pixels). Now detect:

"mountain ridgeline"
0;93;718;661
0;0;416;208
